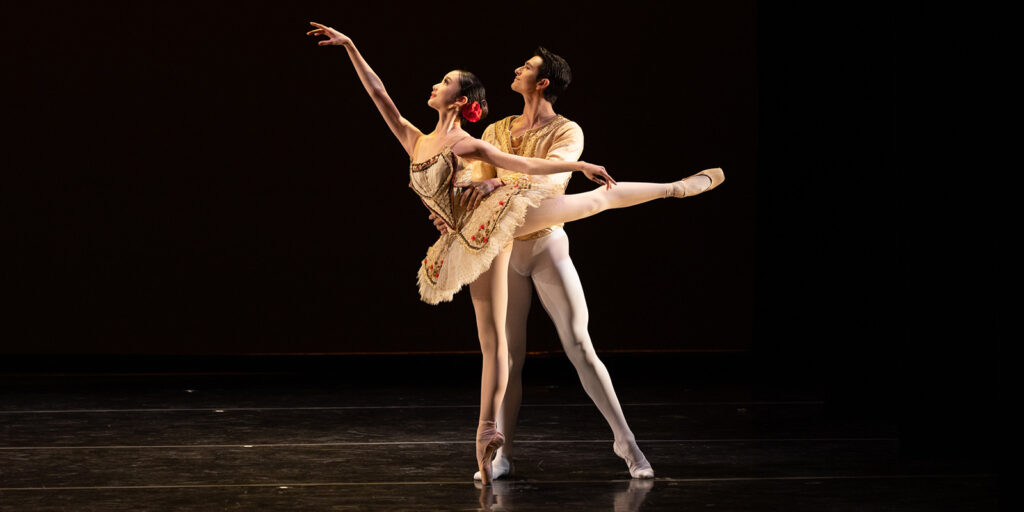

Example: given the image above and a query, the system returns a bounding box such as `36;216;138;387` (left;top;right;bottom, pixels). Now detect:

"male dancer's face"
511;55;546;96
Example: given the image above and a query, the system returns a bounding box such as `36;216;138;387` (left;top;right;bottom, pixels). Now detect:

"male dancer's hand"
455;178;503;210
307;22;352;46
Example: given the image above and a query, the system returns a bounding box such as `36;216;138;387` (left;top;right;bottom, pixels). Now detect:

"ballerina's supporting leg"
468;248;512;484
513;169;720;237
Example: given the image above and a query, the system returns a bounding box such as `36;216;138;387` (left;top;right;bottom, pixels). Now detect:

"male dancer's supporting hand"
427;177;501;235
456;178;504;210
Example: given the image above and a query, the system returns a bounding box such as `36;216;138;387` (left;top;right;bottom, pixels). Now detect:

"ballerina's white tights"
512;173;713;238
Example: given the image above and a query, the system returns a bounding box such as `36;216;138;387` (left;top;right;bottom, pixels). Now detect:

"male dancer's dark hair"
534;47;571;104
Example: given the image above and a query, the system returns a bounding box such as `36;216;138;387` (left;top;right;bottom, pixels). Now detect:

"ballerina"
307;21;723;483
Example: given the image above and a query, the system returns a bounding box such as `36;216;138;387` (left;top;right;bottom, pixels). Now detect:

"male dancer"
431;47;655;480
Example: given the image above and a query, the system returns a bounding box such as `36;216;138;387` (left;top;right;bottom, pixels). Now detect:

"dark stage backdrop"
5;1;1007;465
5;2;756;355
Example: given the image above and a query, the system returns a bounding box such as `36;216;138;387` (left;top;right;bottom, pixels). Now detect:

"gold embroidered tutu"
409;146;558;304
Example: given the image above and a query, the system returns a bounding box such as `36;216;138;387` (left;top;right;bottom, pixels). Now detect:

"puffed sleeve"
546;121;584;162
544;121;584;190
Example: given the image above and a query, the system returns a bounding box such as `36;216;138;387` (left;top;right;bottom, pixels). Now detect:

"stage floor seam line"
0;401;826;414
0;438;900;450
0;474;996;492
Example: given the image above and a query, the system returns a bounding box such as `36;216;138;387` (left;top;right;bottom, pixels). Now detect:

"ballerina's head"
428;70;490;124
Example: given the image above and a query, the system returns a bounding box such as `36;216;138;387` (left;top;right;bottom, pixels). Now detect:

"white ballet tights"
473;180;679;425
500;229;638;457
514;181;675;237
470;176;698;479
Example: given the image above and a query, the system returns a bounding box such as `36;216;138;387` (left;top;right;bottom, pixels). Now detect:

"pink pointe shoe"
476;420;505;485
669;167;725;198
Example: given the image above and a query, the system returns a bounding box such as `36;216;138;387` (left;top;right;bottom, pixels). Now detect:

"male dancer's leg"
498;258;533;458
529;230;635;442
475;230;654;479
529;230;652;477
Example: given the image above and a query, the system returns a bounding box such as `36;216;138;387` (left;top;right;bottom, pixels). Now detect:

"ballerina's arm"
451;137;616;189
307;22;422;156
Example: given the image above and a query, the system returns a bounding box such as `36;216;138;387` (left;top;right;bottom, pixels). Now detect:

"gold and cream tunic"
472;115;584;240
409;141;559;304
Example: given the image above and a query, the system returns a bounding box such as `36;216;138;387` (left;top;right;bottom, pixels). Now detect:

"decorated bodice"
408;146;471;232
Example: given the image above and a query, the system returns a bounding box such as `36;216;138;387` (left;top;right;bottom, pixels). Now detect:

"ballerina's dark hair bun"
456;70;489;123
476;99;489;121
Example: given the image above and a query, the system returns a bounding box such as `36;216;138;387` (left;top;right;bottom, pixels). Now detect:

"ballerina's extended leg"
514;168;724;237
668;168;722;198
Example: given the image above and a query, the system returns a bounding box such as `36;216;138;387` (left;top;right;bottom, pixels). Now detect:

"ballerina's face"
511;56;545;94
428;70;467;111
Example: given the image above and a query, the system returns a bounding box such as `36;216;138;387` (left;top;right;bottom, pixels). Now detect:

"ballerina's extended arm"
451;137;617;209
452;137;614;186
307;21;422;156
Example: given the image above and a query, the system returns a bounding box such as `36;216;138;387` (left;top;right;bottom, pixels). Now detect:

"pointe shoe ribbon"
476;421;505;485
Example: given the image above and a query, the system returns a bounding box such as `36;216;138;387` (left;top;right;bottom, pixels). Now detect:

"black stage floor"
0;354;999;511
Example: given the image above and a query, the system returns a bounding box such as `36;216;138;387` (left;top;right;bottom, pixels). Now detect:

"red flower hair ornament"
461;101;482;123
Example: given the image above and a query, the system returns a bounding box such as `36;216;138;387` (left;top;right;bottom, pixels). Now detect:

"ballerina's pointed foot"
669;167;725;198
473;453;513;481
614;439;655;479
476;421;506;485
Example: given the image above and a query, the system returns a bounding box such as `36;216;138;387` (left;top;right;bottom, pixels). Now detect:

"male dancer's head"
510;47;572;110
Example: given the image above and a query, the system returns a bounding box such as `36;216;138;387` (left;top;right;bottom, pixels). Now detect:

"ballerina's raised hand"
306;22;352;47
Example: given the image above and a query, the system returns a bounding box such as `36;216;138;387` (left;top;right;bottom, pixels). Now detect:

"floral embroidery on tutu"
409;150;556;303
